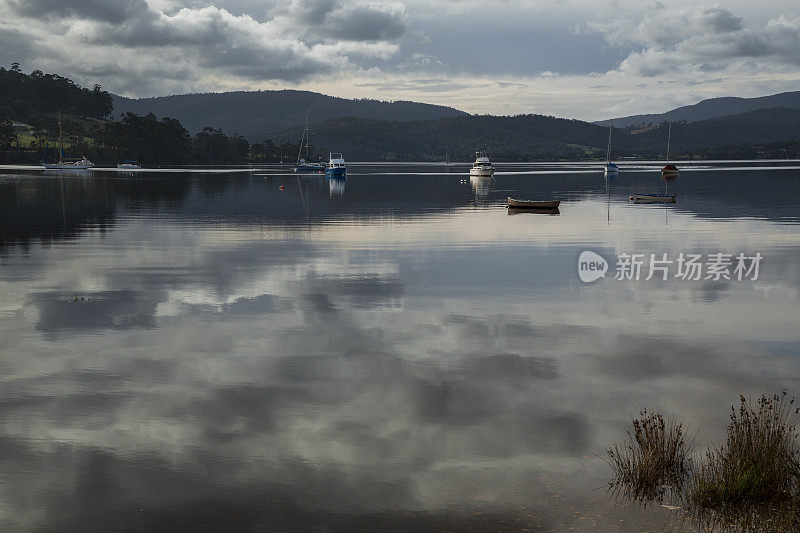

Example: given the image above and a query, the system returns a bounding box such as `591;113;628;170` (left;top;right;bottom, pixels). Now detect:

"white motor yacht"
469;151;494;176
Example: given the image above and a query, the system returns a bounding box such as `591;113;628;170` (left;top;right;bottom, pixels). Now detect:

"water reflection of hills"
2;167;798;252
190;168;800;225
0;174;192;253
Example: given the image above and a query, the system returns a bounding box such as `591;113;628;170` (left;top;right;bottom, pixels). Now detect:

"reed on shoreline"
606;409;690;500
691;392;800;508
607;392;800;530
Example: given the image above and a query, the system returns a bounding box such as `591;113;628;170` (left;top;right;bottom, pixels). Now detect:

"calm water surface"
1;163;799;531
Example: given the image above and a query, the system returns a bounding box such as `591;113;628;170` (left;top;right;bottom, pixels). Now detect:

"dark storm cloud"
701;6;743;33
0;27;34;65
87;8;229;48
9;0;148;23
0;0;411;94
291;0;336;25
197;43;332;82
324;4;408;42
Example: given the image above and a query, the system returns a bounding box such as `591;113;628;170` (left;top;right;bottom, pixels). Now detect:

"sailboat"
604;121;618;177
293;109;325;173
630;122;677;203
42;112;94;170
661;122;679;177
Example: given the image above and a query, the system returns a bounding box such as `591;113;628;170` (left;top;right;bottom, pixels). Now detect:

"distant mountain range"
598;90;800;127
5;63;800;162
111;90;466;141
287;107;800;161
112;87;800;157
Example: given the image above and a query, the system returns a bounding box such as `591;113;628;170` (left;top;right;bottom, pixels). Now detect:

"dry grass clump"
607;409;690;499
607;392;800;530
691;392;800;510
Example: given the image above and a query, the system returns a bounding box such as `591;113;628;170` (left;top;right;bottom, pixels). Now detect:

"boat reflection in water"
507;207;560;215
469;175;493;200
328;176;346;197
42;169;92;178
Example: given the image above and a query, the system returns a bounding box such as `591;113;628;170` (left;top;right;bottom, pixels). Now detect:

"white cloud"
0;0;799;120
589;5;800;77
0;0;409;95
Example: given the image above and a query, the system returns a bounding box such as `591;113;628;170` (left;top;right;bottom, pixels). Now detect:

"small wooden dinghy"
630;193;676;204
507;197;560;209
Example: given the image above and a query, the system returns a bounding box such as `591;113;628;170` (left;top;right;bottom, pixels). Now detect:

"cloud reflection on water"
0;168;799;530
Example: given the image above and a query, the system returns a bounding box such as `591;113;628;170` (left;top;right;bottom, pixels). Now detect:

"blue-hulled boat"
326;153;346;176
295;159;325;173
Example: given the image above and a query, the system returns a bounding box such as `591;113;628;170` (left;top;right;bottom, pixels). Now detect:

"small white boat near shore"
41;112;94;170
43;156;94;170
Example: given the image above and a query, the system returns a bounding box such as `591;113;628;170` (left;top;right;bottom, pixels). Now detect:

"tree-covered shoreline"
2;64;799;165
0;65;317;166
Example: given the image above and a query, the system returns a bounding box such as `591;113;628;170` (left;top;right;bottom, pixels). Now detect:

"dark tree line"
0;63;112;121
2;107;314;165
0;119;14;150
97;113;192;165
192;127;249;164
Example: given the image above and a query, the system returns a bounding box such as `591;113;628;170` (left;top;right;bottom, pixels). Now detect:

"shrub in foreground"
691;392;800;508
607;409;689;499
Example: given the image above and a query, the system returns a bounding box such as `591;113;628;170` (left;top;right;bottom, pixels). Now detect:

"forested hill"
112;90;467;140
599;90;800;127
289;107;800;161
285;114;611;161
0;63;112;121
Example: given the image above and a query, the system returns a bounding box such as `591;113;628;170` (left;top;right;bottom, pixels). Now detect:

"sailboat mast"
304;107;310;161
295;109;309;166
606;121;613;163
665;122;672;163
58;111;63;164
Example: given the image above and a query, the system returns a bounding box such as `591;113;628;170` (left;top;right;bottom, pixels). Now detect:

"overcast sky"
1;0;799;120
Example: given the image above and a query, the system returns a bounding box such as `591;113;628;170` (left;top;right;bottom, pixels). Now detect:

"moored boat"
661;123;679;177
43;156;94;170
41;112;94;170
295;160;326;172
117;160;142;169
293;109;326;172
604;162;619;176
630;193;676;203
326;153;346;176
507;197;560;209
469;151;494;176
661;163;679;177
